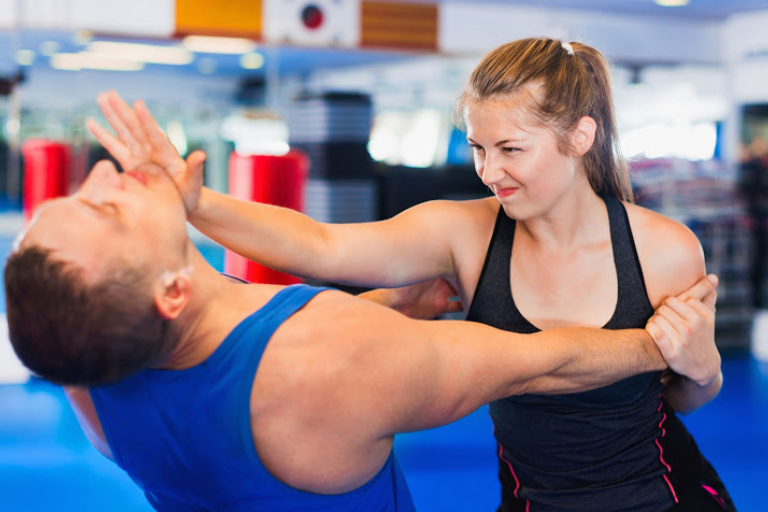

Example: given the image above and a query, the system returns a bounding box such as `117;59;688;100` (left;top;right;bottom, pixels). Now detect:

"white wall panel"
440;2;722;65
69;0;174;36
723;11;768;62
0;0;19;29
724;11;768;103
439;4;562;54
10;0;174;36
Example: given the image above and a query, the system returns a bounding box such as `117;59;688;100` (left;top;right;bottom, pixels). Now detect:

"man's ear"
571;116;597;156
153;271;192;320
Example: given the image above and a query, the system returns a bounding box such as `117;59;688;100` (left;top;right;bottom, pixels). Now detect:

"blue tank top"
467;197;681;512
90;284;416;512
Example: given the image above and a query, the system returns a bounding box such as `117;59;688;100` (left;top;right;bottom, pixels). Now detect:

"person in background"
89;35;733;510
4;156;717;511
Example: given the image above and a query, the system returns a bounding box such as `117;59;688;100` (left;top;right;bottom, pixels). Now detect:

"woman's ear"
153;270;192;320
571;116;597;156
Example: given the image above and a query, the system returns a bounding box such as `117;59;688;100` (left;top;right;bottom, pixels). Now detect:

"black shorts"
662;409;736;512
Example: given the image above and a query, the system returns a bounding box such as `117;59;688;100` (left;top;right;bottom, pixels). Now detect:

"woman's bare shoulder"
622;201;705;305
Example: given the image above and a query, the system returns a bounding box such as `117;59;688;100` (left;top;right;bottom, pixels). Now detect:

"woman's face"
464;97;586;220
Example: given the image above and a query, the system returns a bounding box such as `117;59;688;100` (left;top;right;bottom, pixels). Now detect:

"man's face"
19;161;189;280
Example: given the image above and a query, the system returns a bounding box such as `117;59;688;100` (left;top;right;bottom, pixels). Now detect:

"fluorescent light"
87;41;193;65
50;53;145;71
654;0;689;6
182;35;257;54
220;116;290;156
16;49;35;66
240;52;264;70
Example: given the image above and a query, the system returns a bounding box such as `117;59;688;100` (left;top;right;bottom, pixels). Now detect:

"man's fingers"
656;301;691;339
650;314;681;352
677;274;718;302
701;288;717;311
646;316;667;346
661;297;700;324
442;301;464;314
685;298;715;322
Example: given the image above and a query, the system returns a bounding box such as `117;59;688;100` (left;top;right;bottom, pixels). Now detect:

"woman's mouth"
495;187;519;199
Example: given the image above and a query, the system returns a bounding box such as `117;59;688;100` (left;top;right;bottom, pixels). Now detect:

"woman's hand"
87;90;207;214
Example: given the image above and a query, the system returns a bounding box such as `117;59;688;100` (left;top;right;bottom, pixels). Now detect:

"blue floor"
1;237;767;511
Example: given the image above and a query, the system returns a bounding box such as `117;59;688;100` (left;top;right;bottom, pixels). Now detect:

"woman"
90;37;732;511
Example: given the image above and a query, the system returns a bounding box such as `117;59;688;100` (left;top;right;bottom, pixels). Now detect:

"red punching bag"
225;150;309;284
21;139;71;222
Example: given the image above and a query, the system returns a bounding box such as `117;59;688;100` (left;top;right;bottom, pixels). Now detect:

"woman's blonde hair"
456;37;632;202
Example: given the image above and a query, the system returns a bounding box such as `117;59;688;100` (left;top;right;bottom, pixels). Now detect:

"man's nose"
79;160;122;201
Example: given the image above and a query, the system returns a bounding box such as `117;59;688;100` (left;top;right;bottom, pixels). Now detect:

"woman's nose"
479;156;505;186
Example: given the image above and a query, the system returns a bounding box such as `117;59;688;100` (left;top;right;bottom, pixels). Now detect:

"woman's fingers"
86;118;132;168
97;91;140;152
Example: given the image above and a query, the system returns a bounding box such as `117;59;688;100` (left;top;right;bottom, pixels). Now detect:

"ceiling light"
16;50;35;66
182;36;257;54
50;53;145;71
654;0;689;6
240;52;264;70
87;41;193;65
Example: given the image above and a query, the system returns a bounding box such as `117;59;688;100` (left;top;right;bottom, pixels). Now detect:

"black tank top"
467;196;677;512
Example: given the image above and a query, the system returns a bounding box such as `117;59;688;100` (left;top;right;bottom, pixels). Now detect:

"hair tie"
561;42;575;56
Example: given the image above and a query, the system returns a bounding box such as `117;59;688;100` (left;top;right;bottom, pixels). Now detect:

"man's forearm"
521;327;668;395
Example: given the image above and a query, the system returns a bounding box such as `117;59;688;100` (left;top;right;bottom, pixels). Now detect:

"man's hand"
86;90;206;214
359;278;464;320
646;274;720;387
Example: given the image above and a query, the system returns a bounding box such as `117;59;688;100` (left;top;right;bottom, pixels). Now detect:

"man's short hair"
4;246;172;387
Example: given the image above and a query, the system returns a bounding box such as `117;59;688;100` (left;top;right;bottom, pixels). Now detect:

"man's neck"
157;243;263;370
